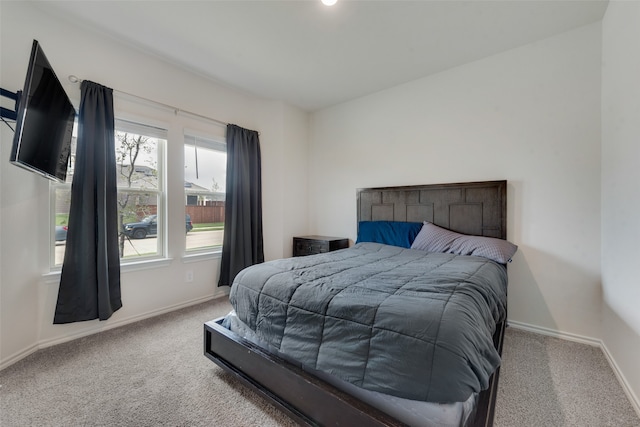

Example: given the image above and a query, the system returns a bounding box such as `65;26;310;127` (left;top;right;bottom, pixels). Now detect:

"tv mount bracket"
1;88;21;121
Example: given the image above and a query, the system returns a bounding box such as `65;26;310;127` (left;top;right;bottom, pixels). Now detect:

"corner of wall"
600;303;640;417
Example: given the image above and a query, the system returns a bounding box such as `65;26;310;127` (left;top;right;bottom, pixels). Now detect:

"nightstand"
293;235;349;257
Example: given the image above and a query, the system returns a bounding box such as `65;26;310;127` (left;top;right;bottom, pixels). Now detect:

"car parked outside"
55;225;68;242
123;215;157;239
123;214;194;239
186;214;193;233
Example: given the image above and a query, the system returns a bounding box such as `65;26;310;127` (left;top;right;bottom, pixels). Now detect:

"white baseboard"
507;319;601;347
0;291;229;371
0;343;40;371
508;319;640;419
600;340;640;419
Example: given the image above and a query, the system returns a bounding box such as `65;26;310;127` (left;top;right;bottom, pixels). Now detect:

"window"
51;122;77;266
184;133;226;253
52;119;166;267
116;120;165;260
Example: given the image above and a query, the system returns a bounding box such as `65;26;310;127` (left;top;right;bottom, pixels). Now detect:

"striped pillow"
410;222;517;264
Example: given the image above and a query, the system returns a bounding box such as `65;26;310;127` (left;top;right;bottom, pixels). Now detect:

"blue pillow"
356;221;424;248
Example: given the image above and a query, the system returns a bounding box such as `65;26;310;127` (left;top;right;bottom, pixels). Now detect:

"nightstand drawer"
293;235;349;257
294;240;327;256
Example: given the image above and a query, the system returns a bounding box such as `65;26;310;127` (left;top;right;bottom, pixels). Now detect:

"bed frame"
205;180;508;426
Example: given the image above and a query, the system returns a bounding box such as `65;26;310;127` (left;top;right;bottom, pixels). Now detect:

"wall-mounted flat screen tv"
10;40;76;183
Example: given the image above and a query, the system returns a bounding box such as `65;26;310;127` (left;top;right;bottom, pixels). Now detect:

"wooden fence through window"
186;201;225;224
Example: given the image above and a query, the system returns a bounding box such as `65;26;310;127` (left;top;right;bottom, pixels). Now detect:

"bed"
204;180;515;426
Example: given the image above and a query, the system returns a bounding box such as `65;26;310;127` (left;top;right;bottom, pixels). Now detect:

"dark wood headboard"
357;180;507;240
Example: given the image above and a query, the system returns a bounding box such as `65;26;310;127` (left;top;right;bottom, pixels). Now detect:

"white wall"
601;0;640;410
310;24;603;339
0;2;308;367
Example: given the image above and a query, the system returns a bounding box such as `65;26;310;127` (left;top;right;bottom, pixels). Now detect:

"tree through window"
52;119;166;266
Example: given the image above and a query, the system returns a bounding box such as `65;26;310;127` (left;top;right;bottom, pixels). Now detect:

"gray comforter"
229;242;508;403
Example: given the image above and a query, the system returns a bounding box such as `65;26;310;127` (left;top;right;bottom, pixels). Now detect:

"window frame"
50;118;168;270
115;119;167;262
183;131;227;256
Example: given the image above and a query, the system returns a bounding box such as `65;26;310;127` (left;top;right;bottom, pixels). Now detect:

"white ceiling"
39;1;608;112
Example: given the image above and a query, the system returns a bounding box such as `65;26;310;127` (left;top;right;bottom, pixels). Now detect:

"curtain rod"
68;75;228;128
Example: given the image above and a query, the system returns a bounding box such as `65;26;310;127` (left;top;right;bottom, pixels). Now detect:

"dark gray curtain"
218;124;264;287
54;81;121;324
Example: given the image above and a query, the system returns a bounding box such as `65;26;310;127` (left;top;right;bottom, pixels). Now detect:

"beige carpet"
495;327;639;427
0;298;295;427
1;297;638;426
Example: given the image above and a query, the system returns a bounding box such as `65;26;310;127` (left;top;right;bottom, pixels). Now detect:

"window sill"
182;250;222;263
44;257;173;283
120;257;173;272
